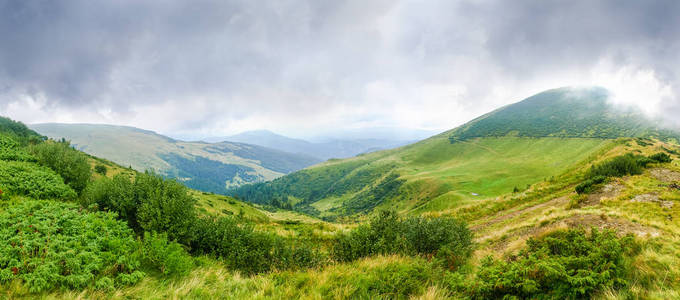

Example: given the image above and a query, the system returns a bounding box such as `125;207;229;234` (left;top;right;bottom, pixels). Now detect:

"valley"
2;87;680;299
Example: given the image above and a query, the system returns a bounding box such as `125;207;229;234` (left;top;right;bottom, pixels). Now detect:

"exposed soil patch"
582;182;625;206
489;214;660;252
472;196;569;231
631;193;674;209
650;168;680;183
562;214;660;237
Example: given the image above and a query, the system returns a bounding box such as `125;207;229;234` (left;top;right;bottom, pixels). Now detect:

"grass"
19;255;439;300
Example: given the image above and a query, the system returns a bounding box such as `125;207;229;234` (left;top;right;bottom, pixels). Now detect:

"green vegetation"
0;201;144;292
141;232;193;277
332;210;473;270
82;172;197;244
29;123;320;193
189;216;325;274
29;140;92;194
233;137;609;219
448;87;680;142
3;85;680;300
94;164;107;175
461;228;639;299
0;117;44;145
0;161;76;200
576;152;674;194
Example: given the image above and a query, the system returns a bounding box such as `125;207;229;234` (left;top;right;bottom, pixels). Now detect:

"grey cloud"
0;0;678;135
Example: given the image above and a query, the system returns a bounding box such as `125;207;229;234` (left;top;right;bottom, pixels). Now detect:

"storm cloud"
0;0;678;138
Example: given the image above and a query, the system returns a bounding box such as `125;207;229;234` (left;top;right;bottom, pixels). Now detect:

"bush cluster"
575;175;606;195
141;232;193;276
577;152;673;194
190;216;324;274
82;172;197;244
84;172;324;275
0;161;76;200
29;141;92;194
588;153;645;179
0;136;36;162
460;228;639;299
0;200;144;292
331;210;473;269
649;152;672;163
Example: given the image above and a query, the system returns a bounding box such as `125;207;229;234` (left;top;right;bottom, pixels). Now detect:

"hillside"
232;87;680;220
207;129;412;160
29;123;321;193
449;86;680;142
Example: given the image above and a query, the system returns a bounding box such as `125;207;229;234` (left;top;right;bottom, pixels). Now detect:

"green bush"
0;160;76;199
331;210;473;269
0;200;144;292
465;228;639;299
189;216;324;274
82;172;196;244
135;173;197;245
0;135;36;162
575;175;606;194
649;152;672;163
29;141;91;194
141;232;193;276
94;164;107;175
0;116;44;145
588;153;644;178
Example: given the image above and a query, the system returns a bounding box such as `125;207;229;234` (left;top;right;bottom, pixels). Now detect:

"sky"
1;0;679;140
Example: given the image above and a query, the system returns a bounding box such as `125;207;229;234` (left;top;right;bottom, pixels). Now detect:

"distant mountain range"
29;123;322;194
203;130;422;160
231;86;680;220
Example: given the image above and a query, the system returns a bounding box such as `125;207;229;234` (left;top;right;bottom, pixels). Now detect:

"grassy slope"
26;138;680;299
235;136;610;220
29;123;320;192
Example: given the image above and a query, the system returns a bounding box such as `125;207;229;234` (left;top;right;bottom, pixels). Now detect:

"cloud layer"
1;0;678;138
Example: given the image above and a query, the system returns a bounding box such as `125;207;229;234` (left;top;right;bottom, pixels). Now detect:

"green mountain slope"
29;123;321;194
232;87;679;220
449;86;679;142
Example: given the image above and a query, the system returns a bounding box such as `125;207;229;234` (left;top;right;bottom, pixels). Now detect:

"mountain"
29;123;321;194
449;86;679;141
206;129;415;160
231;87;680;220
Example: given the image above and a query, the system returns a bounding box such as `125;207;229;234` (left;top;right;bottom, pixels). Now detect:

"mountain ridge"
232;87;680;220
29;123;321;194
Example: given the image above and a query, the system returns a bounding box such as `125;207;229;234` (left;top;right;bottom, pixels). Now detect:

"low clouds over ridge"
1;0;678;138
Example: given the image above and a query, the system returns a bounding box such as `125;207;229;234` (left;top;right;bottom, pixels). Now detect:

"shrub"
649;152;672;163
141;232;193;276
135;173;197;244
575;175;606;194
588;154;644;179
29;141;91;194
0;160;76;199
466;228;639;299
82;172;196;244
0;200;144;292
331;210;473;269
0;135;36;162
94;164;107;175
189;216;324;274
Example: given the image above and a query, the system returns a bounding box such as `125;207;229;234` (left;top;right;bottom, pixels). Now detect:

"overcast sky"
1;0;679;140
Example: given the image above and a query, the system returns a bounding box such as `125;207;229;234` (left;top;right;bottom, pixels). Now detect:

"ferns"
0;200;144;292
